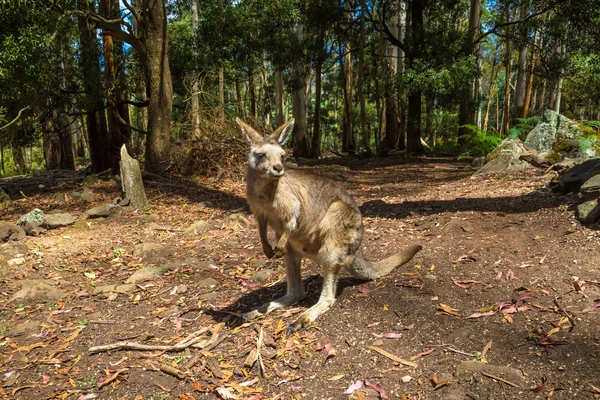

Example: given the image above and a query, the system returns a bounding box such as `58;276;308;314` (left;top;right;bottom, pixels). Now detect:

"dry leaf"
344;380;363;394
365;378;388;399
409;348;435;361
437;304;461;317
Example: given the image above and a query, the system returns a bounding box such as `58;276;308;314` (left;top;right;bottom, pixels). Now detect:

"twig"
368;345;417;368
553;296;576;332
160;364;187;380
444;347;476;357
481;372;520;388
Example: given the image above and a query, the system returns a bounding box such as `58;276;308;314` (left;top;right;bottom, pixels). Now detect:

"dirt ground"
0;156;599;400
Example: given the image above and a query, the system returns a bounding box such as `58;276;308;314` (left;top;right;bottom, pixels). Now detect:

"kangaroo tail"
348;244;422;280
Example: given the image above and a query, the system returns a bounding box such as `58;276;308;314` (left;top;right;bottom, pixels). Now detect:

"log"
119;145;149;211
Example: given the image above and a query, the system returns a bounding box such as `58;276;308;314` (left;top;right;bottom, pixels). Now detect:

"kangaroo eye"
280;154;285;161
255;153;266;160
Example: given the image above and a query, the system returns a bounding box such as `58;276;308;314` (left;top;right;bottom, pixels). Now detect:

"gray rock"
251;259;267;268
477;139;531;174
0;222;26;242
472;157;485;168
455;360;526;386
92;284;137;295
228;213;251;226
86;204;114;218
0;188;10;203
160;261;183;271
45;213;76;229
17;208;46;226
184;220;213;235
125;267;162;283
557;157;600;193
133;243;165;258
1;242;28;256
577;199;600;224
53;193;67;203
579;173;600;201
28;227;47;236
249;268;277;284
198;277;219;289
197;201;214;209
81;186;95;202
10;280;65;302
71;191;82;199
9;319;40;337
82;175;100;186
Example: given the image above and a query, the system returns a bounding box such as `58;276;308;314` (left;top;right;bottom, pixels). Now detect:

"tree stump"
119;145;149;211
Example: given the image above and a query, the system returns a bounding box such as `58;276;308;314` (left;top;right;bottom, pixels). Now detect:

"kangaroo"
236;117;422;333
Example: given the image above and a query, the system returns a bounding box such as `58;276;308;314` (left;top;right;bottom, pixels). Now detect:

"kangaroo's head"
236;118;295;179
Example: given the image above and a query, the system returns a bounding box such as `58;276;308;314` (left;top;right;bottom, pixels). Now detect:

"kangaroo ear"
236;118;263;144
270;118;295;145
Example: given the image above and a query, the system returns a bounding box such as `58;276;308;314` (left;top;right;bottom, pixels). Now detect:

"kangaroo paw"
287;313;313;335
274;245;287;258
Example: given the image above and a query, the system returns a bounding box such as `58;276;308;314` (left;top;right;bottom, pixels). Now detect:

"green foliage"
508;116;541;141
458;124;503;158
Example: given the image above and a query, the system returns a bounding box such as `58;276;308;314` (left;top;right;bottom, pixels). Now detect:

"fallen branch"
553;297;576;332
160;364;187;380
88;326;210;354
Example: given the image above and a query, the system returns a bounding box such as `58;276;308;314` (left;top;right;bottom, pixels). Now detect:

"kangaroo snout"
272;164;284;176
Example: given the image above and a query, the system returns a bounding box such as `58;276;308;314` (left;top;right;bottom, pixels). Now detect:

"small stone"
198;277;219;289
576;199;600;224
53;193;67;203
7;257;25;266
401;375;412;383
9;319;40;337
228;213;251;226
86;204;113;218
251;259;267;268
249;268;276;284
1;242;28;256
17;208;45;226
82;175;100;186
10;280;65;302
177;284;188;294
184;220;213;235
0;222;26;242
133;243;165;258
71;191;82;199
81;186;95;202
0;188;10;202
198;201;214;209
125;267;162;283
45;213;76;229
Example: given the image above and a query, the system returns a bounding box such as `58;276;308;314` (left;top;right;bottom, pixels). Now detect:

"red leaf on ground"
372;332;402;339
365;377;389;399
409;348;435;361
344;380;363;395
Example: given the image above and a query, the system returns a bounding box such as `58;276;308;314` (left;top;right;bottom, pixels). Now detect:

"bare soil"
0;156;599;400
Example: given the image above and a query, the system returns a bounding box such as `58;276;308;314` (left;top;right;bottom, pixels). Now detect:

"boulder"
557;158;600;193
81;186;95;202
125;267;162;283
17;208;46;227
53;193;67;203
454;360;526;386
1;242;28;257
0;222;26;242
184;220;213;235
576;199;600;224
524;109;597;158
579;173;600;201
477;139;531;174
10;280;65;302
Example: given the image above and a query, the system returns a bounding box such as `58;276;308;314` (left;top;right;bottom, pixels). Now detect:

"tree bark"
458;0;481;143
341;0;355;153
482;59;499;132
77;0;109;173
522;26;539;118
235;79;244;116
357;0;371;155
501;5;512;135
274;69;284;126
248;71;257;119
291;22;310;158
190;0;201;137
397;0;407;150
406;0;424;154
513;7;528;122
310;60;323;158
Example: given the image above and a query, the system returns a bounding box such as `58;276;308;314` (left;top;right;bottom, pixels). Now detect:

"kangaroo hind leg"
243;248;305;321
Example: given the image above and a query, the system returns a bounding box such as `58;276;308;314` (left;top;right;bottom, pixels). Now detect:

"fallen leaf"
437;304;461;317
365;377;389;399
327;374;345;381
372;332;402;339
530;376;547;393
409;348;435;361
344;380;363;394
324;343;336;359
216;387;238;399
465;311;496;319
451;278;480;289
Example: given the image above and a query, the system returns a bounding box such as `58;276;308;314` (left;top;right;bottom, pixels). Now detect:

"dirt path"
0;157;599;400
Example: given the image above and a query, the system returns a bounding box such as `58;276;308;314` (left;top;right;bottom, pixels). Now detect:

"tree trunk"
100;0;131;173
120;145;149;210
275;69;284;126
458;0;481;143
235;79;244;116
248;71;257;119
513;7;528;122
501;6;512;135
341;0;355;153
310;60;323;158
397;0;407;150
554;44;565;113
482;59;498;132
291;22;310;158
522;26;539;118
406;0;424;154
190;0;201;137
77;0;109;173
357;0;371;155
143;0;173;173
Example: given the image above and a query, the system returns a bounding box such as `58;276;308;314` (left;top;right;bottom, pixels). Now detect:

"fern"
510;116;541;141
458;124;503;158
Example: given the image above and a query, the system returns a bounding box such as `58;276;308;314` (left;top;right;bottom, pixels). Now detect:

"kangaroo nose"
273;164;283;173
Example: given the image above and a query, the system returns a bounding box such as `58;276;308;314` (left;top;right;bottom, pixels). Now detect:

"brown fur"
236;118;422;333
